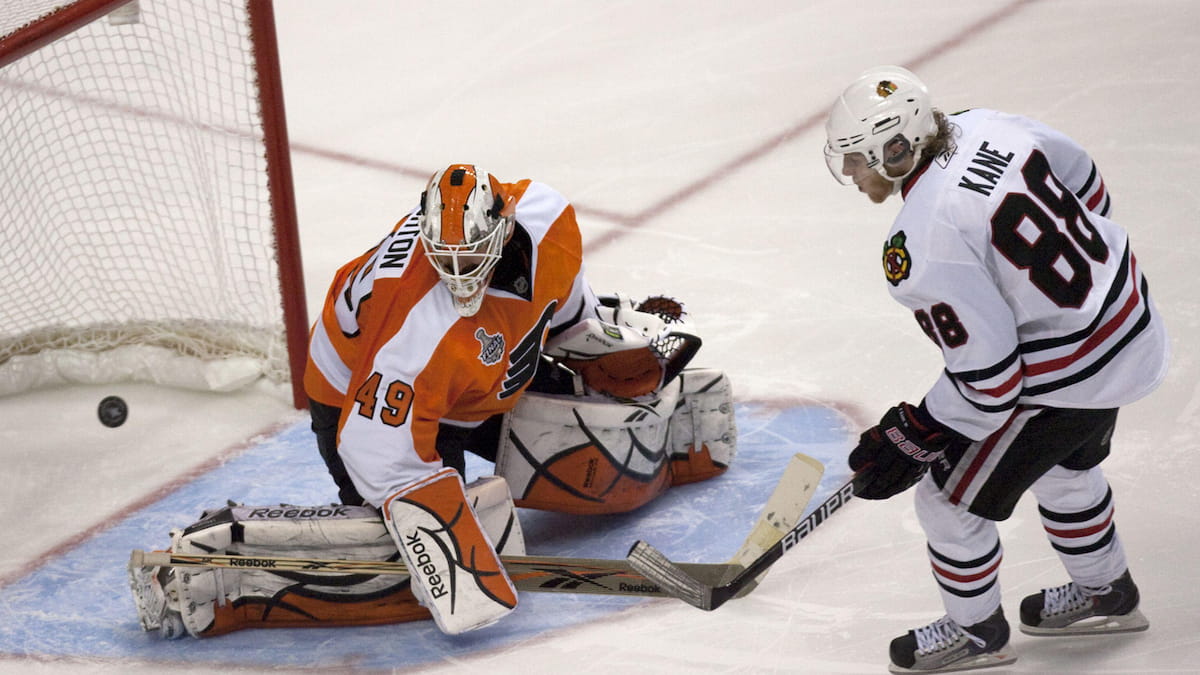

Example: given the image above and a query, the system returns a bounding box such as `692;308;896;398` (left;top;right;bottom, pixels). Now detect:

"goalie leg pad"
135;503;426;638
668;368;737;485
495;379;681;514
383;468;518;635
128;479;526;638
495;370;737;510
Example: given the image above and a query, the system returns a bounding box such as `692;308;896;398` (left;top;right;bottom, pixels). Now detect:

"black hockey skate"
1019;569;1148;636
888;607;1015;673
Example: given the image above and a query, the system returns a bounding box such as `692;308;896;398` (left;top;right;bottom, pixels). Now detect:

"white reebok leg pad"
383;468;518;634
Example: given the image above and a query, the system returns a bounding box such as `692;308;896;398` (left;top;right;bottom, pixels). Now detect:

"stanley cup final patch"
475;327;505;366
882;231;912;286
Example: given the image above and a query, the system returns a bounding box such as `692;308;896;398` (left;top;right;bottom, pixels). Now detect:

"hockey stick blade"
625;452;824;609
129;549;738;600
723;452;824;596
627;477;855;610
626;541;708;608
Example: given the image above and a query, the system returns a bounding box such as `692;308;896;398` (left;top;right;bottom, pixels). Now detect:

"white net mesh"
0;1;294;396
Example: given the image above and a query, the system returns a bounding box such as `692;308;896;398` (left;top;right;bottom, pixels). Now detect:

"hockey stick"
626;476;855;610
129;549;735;599
717;452;824;596
129;453;825;602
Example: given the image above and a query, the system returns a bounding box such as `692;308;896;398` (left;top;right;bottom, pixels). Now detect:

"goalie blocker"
129;475;524;639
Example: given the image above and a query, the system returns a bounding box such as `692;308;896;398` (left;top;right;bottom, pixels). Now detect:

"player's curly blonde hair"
920;110;956;161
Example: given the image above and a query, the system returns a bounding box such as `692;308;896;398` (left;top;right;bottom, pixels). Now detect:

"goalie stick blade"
627;452;826;610
627;541;712;610
628;477;855;611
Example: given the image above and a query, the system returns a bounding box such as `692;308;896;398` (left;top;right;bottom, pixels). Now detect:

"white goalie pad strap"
465;475;526;556
383;468;518;635
669;368;737;467
130;479;525;638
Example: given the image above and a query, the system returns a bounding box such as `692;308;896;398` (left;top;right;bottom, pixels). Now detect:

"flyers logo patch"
475;327;505;366
883;231;912;286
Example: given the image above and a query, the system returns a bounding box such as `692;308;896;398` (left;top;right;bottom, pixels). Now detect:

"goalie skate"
128;559;185;639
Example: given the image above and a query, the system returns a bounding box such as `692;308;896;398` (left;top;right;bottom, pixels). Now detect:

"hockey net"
0;0;308;406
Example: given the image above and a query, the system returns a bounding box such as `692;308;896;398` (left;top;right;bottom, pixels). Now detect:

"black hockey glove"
848;402;960;500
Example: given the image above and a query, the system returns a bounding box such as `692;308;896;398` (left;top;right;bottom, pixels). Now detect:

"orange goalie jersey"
304;178;597;507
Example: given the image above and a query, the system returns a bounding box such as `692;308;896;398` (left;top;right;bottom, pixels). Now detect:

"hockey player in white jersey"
823;66;1168;673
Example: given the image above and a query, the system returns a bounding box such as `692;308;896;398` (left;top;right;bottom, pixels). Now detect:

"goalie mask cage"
0;0;309;408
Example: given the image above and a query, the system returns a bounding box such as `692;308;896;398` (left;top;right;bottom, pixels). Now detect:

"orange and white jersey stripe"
304;179;597;506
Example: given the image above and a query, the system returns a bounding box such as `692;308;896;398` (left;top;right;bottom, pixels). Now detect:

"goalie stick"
626;475;855;610
129;453;825;603
130;549;736;599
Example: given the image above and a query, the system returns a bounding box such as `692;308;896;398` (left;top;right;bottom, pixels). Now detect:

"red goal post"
0;0;309;408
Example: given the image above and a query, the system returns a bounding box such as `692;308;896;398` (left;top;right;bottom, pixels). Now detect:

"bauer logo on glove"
849;402;965;500
883;423;941;463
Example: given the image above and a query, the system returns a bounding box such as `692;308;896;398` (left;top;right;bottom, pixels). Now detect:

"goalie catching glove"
849;402;965;500
544;293;700;400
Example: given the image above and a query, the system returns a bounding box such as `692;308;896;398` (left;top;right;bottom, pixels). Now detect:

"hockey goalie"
130;164;737;640
129;296;736;640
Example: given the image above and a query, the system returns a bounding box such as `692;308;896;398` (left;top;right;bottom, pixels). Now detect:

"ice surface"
2;1;1198;672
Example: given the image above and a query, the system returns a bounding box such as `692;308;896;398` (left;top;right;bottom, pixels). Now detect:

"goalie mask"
418;164;515;317
823;66;937;190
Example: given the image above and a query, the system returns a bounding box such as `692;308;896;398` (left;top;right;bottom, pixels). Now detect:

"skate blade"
1019;608;1149;636
888;647;1017;673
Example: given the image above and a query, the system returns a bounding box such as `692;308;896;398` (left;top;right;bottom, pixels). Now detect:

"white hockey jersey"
886;109;1168;440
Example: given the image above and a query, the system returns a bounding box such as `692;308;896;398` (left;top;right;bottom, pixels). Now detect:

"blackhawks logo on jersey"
883;231;912;286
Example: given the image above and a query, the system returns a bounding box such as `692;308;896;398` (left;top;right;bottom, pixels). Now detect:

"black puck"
98;395;129;427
